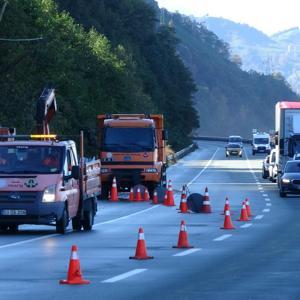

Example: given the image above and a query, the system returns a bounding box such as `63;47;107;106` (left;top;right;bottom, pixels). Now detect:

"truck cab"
97;114;168;198
0;139;100;233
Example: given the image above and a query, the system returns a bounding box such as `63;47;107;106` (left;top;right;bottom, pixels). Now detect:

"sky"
156;0;300;35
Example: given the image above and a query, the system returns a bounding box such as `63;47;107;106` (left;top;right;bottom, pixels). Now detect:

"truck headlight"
145;168;158;173
282;178;290;184
101;168;110;174
42;185;56;202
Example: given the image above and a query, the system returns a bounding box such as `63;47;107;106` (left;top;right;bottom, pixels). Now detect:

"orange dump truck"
97;114;168;198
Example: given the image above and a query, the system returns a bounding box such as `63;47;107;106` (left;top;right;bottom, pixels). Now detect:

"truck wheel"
101;183;110;200
262;170;267;179
8;225;19;233
72;216;82;231
279;190;286;198
56;206;69;234
82;209;94;231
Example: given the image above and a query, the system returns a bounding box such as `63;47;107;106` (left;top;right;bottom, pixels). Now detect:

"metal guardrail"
192;136;252;144
167;143;198;164
167;136;253;165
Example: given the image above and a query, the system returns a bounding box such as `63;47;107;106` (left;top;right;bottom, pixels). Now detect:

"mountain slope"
160;10;298;137
198;16;300;94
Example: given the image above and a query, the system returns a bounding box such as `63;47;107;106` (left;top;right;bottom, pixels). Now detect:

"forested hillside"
166;11;299;137
0;0;198;150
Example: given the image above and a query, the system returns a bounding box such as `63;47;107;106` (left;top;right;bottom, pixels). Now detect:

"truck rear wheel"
56;206;69;234
101;183;110;200
72;216;82;231
82;209;94;231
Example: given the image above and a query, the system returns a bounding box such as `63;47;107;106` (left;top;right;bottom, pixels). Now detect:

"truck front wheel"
56;206;69;234
82;208;94;231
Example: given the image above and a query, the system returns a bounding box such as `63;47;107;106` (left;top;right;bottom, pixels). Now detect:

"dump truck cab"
97;114;168;198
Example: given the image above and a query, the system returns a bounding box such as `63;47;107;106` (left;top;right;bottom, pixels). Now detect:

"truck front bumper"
0;191;65;225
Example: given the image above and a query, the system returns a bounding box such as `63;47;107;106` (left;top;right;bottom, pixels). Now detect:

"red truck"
97;114;168;198
0;88;101;233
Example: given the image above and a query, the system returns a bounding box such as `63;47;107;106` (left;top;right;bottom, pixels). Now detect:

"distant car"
279;160;300;197
262;155;270;179
228;135;243;148
268;149;277;182
225;143;243;157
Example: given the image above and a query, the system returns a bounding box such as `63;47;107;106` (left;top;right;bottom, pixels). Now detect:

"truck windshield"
0;145;63;174
254;138;269;144
229;137;242;143
102;127;155;152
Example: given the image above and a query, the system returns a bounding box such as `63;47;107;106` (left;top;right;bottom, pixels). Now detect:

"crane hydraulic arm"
36;87;57;135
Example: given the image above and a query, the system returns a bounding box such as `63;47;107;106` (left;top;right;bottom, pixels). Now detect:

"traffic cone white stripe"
71;251;79;260
138;233;145;240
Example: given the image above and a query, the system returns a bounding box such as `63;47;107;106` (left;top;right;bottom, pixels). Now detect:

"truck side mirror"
162;130;168;141
71;165;80;180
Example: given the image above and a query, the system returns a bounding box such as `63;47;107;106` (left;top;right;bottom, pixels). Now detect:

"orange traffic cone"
166;180;175;206
221;197;231;215
245;198;252;217
135;187;142;202
163;190;168;205
179;185;189;213
110;177;118;202
129;187;134;202
201;187;212;213
221;209;235;230
152;190;159;205
129;228;154;260
59;245;90;285
237;202;250;221
143;188;150;201
173;221;193;248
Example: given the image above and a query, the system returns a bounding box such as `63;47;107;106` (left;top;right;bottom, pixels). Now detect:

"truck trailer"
275;101;300;181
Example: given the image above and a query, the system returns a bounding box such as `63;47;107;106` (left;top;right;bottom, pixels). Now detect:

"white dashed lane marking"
263;208;270;213
213;234;232;241
240;223;253;228
255;215;264;220
266;203;272;206
102;269;147;283
173;248;201;257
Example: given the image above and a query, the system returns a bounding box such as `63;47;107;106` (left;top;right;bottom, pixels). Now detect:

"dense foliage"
0;0;198;151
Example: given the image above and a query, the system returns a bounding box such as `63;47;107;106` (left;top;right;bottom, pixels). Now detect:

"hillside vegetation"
167;12;298;137
200;16;300;95
0;0;198;150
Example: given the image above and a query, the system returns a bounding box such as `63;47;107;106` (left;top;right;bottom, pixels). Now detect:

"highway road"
1;141;300;300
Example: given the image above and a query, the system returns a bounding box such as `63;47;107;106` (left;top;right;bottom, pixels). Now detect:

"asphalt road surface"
1;141;300;300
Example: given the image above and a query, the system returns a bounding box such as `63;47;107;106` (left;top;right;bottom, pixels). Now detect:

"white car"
268;149;277;182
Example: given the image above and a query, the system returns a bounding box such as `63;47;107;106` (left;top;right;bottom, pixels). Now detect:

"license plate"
1;209;27;216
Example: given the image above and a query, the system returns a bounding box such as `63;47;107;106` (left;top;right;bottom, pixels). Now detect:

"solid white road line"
0;205;160;250
182;183;274;185
93;205;160;227
102;269;147;283
240;223;253;228
263;208;270;213
0;234;60;250
187;148;219;186
213;234;232;241
173;248;201;257
255;215;264;220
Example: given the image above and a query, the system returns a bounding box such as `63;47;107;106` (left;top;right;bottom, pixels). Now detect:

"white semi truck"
275;101;300;182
